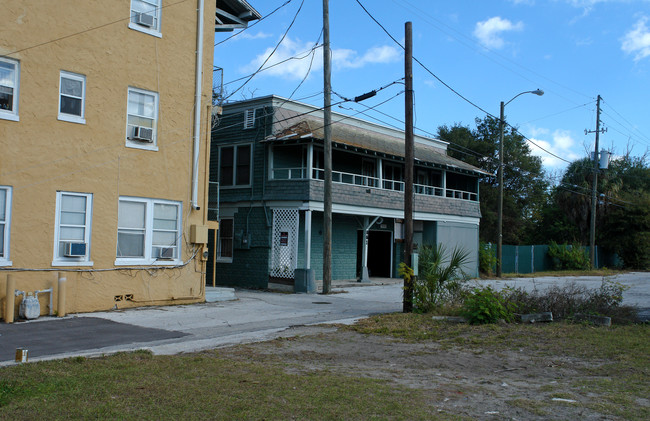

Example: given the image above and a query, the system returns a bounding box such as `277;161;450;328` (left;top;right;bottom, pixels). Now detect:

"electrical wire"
214;0;293;47
224;0;305;100
5;0;189;56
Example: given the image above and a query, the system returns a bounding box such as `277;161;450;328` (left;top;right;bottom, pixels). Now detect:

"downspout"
191;0;205;210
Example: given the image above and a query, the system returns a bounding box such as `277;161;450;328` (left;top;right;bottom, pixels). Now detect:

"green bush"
462;286;513;324
547;241;590;270
479;242;497;276
412;244;469;313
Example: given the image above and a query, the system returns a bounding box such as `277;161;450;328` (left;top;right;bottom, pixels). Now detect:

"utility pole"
322;0;332;294
586;95;604;269
496;101;505;278
403;21;414;313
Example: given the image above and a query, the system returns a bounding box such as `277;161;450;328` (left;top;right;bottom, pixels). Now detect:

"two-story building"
208;96;486;290
1;1;259;319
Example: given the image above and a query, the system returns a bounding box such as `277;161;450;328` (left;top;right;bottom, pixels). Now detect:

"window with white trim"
58;71;86;124
129;0;162;37
126;87;158;150
219;144;251;187
0;57;19;121
217;218;233;262
116;197;181;264
0;186;12;266
53;192;93;266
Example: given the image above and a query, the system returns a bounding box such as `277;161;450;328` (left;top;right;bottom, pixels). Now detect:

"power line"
4;0;189;56
218;42;322;86
214;0;294;47
353;0;494;118
390;0;593;103
224;0;305;100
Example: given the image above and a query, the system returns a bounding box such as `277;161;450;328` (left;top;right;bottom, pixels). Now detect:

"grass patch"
0;349;446;420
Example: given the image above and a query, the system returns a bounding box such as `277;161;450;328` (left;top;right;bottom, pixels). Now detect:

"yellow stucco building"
1;1;259;320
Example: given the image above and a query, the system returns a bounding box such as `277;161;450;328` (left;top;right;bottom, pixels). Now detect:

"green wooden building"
206;96;487;289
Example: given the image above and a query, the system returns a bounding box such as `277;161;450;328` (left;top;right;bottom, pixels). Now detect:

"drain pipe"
191;0;205;210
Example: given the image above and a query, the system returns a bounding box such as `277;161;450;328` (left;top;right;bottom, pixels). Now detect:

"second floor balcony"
269;143;480;203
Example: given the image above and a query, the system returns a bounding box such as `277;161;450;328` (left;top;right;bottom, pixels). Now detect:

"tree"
438;117;549;245
543;152;650;269
599;153;650;269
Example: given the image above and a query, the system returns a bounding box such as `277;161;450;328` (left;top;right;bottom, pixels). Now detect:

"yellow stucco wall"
0;1;216;318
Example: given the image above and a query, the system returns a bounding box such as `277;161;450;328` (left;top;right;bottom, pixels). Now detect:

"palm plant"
413;244;470;313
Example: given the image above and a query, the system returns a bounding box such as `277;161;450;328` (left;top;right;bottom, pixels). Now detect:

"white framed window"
58;71;86;124
116;197;182;265
0;56;19;122
0;186;12;266
126;87;159;150
219;144;252;187
53;192;93;266
217;218;233;263
129;0;162;37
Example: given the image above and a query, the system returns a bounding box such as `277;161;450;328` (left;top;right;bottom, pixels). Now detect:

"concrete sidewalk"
1;279;404;366
2;273;647;366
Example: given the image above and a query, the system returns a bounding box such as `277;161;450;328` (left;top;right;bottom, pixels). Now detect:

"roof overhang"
263;118;491;177
215;0;261;32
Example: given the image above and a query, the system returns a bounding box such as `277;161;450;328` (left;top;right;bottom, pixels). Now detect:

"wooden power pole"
322;0;332;294
403;21;414;313
588;95;603;269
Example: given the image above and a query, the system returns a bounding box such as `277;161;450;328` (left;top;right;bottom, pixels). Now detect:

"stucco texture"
1;1;217;316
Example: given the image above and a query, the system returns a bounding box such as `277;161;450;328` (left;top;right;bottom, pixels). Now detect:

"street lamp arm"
496;88;543;277
504;89;544;108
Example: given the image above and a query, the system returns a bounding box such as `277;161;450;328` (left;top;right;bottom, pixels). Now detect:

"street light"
496;89;544;277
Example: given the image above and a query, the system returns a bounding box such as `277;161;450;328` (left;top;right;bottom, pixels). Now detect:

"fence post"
531;245;535;273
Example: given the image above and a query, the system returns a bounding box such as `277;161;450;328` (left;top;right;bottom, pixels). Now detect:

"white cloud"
334;45;401;69
241;36;401;80
239;31;273;41
621;16;650;61
473;17;524;49
528;128;582;168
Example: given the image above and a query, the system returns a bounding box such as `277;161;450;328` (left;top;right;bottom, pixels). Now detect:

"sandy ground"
217;325;645;421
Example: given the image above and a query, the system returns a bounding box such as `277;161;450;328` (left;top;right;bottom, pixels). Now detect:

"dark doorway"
356;230;393;278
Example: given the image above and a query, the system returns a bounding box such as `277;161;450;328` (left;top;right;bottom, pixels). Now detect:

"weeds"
462;286;514;324
502;278;637;323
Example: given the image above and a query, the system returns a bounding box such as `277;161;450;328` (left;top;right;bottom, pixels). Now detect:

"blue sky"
214;0;650;176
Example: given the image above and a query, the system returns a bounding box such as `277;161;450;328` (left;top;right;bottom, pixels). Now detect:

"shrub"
479;242;497;276
411;244;469;313
501;278;636;324
547;241;590;270
462;286;513;324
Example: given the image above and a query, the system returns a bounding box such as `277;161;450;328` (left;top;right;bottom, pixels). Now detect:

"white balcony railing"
273;167;477;202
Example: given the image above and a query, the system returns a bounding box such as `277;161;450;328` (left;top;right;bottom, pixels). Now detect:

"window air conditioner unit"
135;12;155;28
64;242;87;257
133;126;154;142
156;247;174;260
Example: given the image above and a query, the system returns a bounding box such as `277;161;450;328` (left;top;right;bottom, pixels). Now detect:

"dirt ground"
217;324;645;420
